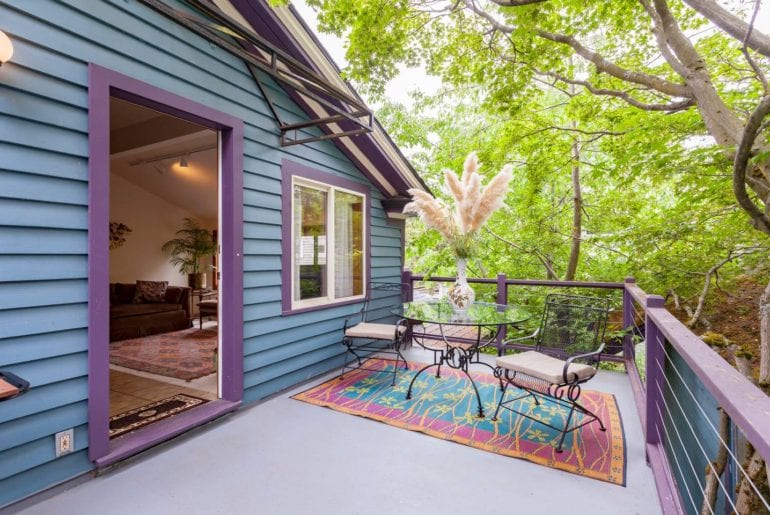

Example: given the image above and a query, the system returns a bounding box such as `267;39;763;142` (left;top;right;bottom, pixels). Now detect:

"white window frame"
291;176;367;310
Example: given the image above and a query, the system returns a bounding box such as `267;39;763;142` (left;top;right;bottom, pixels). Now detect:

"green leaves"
302;0;769;296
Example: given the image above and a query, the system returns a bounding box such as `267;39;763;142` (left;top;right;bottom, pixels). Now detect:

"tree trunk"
700;408;730;514
760;277;770;386
565;136;582;281
545;255;558;280
730;339;770;514
734;446;770;514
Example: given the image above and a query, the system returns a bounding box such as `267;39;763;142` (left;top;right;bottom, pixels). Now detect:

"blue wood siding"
0;0;404;507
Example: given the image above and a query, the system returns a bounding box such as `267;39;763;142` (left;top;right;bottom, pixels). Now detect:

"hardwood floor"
109;370;218;417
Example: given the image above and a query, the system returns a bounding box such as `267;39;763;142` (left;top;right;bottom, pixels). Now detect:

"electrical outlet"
55;429;74;457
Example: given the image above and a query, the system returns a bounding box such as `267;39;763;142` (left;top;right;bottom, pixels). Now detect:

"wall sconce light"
179;154;189;168
0;30;13;67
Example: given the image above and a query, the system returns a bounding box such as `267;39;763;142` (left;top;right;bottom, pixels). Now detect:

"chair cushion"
418;338;474;351
345;322;405;340
496;350;596;384
198;300;218;315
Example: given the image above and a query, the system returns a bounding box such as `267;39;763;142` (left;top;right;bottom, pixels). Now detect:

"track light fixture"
128;145;215;167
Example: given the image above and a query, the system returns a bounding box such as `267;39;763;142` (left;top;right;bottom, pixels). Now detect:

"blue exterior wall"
0;0;404;507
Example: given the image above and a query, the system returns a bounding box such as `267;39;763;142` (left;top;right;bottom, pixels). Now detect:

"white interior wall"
109;173;214;287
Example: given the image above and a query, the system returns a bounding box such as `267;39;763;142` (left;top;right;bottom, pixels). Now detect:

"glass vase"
447;257;475;313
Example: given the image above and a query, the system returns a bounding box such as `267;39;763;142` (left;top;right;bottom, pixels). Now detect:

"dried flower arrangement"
403;152;513;311
403;152;513;259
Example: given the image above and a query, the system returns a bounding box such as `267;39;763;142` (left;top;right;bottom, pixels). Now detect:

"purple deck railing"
402;271;770;515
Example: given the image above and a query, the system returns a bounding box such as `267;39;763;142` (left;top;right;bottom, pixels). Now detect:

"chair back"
535;294;610;360
360;282;409;323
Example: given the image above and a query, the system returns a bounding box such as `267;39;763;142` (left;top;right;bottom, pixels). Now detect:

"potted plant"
162;218;216;289
403;152;512;312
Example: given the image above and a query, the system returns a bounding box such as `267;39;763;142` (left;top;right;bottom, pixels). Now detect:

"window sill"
282;296;365;316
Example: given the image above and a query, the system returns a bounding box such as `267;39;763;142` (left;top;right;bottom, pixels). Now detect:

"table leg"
406;361;440;400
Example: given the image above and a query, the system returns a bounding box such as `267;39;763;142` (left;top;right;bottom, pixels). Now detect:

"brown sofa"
109;283;192;341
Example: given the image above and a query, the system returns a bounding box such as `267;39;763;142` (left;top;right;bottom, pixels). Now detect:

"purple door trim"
87;64;244;461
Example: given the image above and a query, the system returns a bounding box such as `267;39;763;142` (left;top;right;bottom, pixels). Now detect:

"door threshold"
95;399;240;468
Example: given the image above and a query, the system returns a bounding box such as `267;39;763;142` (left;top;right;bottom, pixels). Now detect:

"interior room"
107;98;220;439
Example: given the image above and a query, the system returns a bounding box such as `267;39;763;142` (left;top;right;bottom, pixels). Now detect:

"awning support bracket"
138;0;373;146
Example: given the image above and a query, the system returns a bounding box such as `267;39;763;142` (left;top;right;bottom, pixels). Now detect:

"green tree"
304;0;770;385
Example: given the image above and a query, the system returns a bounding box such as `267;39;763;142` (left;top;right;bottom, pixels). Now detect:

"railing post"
496;273;507;355
401;269;413;302
623;277;635;357
645;294;666;449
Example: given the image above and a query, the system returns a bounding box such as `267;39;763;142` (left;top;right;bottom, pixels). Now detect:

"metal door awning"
139;0;373;146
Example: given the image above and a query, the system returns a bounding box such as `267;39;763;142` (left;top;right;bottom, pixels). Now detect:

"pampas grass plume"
403;152;512;257
404;188;454;239
459;171;481;232
468;163;513;232
462;152;479;187
444;169;465;205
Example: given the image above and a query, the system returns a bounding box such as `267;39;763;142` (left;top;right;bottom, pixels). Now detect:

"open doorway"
107;98;220;439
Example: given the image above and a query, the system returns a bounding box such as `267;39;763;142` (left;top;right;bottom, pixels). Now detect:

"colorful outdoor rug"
109;394;208;438
110;328;217;381
293;358;626;485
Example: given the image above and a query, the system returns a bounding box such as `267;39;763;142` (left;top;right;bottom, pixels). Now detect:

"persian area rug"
110;328;217;381
293;358;626;485
109;394;208;439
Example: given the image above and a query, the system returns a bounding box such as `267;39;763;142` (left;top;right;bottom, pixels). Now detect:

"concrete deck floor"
10;348;660;515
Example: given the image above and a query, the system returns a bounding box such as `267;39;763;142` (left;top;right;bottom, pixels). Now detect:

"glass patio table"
394;301;530;417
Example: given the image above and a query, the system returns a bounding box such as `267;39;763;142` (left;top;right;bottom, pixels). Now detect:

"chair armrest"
562;343;606;383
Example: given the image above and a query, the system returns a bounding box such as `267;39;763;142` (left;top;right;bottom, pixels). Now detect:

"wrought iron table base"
405;323;502;418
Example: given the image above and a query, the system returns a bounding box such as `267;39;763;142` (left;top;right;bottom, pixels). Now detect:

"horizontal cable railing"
401;271;770;514
624;278;648;429
644;293;770;514
404;271;625;361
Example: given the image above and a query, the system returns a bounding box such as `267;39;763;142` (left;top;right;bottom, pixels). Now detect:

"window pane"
334;191;364;298
294;185;327;301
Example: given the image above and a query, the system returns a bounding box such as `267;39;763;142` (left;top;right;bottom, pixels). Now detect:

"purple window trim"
87;64;244;462
280;159;371;315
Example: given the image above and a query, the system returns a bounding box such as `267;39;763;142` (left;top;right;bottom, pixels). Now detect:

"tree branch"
490;0;548;5
538;70;695;111
682;0;770;58
652;0;709;71
638;0;691;78
485;227;560;279
651;0;746;145
741;0;769;94
536;30;692;97
687;247;765;327
463;0;515;33
733;94;770;237
463;0;692;98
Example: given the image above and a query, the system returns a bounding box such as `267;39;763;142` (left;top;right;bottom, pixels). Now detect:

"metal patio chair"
339;282;410;386
198;296;218;328
492;293;611;452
